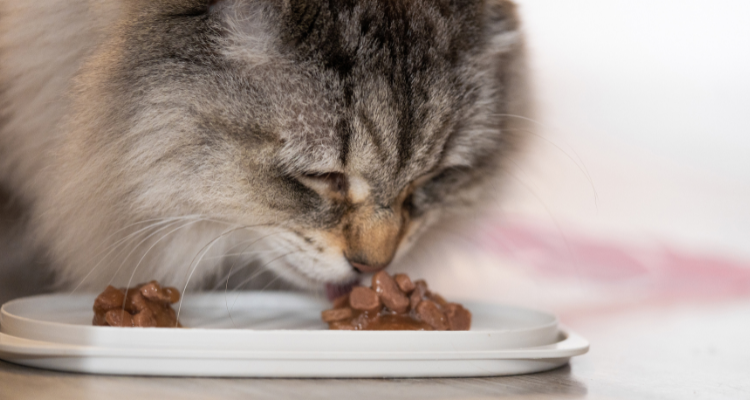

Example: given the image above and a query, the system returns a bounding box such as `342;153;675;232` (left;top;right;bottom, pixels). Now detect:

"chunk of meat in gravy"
349;287;381;312
92;281;181;328
372;271;409;313
321;273;471;331
416;300;449;331
394;274;415;293
445;303;472;331
321;308;353;323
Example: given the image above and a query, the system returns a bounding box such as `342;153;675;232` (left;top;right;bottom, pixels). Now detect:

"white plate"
0;292;588;377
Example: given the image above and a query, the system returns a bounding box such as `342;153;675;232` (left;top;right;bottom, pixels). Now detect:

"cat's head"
45;0;527;290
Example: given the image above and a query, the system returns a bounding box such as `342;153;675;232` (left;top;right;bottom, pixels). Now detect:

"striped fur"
0;0;529;293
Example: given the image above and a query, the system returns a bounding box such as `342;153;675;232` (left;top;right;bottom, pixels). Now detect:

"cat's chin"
271;259;358;301
263;253;359;293
265;262;359;301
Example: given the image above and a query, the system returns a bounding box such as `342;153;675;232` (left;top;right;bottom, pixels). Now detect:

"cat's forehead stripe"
348;176;370;204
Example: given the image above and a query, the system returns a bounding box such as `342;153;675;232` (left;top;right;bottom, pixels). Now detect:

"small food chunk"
93;285;125;312
349;287;381;312
329;321;356;330
332;293;350;309
139;281;174;303
416;300;448;331
445;304;472;331
132;308;157;327
93;282;182;328
372;271;409;313
321;308;353;322
409;279;428;310
413;280;428;297
409;291;422;310
394;274;415;294
124;291;148;313
163;287;181;304
104;309;133;327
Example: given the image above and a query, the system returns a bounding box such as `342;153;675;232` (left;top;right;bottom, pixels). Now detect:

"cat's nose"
340;202;403;274
346;257;388;273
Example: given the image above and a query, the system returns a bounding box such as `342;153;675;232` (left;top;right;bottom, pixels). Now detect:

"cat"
0;0;529;301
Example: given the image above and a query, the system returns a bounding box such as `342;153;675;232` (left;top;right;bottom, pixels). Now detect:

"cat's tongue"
325;280;360;302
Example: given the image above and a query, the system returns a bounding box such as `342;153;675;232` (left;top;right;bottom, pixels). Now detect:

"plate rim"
0;328;589;360
1;292;560;335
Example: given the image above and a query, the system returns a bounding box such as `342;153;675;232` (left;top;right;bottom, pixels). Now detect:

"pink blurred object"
482;220;750;300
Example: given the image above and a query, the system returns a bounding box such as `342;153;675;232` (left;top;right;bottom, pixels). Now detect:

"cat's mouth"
324;279;360;301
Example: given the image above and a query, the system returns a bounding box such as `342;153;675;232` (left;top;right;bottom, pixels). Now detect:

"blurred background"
511;0;750;259
399;0;750;314
396;5;750;394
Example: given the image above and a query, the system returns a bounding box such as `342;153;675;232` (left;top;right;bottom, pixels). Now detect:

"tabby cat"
0;0;528;300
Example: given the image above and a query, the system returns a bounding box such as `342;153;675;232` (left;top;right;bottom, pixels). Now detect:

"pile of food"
91;274;470;331
92;281;181;328
322;271;471;331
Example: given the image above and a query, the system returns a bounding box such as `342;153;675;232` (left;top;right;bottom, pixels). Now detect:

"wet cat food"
322;272;471;331
93;281;181;328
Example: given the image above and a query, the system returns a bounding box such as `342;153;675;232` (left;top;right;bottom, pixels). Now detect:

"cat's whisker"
230;268;286;314
202;247;283;261
177;225;244;323
203;232;282;264
492;113;545;127
225;249;303;315
71;217;189;293
181;226;244;290
123;218;207;294
225;266;277;326
176;223;275;322
118;218;208;315
72;215;248;292
214;230;287;291
256;274;283;294
505;171;584;285
511;134;597;209
227;250;301;297
106;218;201;287
217;237;291;326
212;239;261;293
494;113;599;209
86;215;201;259
221;256;273;329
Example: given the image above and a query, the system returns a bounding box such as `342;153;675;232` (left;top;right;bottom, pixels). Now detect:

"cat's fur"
0;0;528;298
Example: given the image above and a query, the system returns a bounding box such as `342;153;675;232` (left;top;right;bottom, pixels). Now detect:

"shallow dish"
0;292;588;377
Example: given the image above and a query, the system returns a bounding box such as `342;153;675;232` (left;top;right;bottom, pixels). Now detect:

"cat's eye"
299;172;349;195
401;193;416;217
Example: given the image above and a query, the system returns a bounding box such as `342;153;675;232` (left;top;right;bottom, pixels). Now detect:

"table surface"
1;298;748;400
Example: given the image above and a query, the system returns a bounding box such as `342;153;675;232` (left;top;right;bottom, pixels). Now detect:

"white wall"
504;0;750;259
